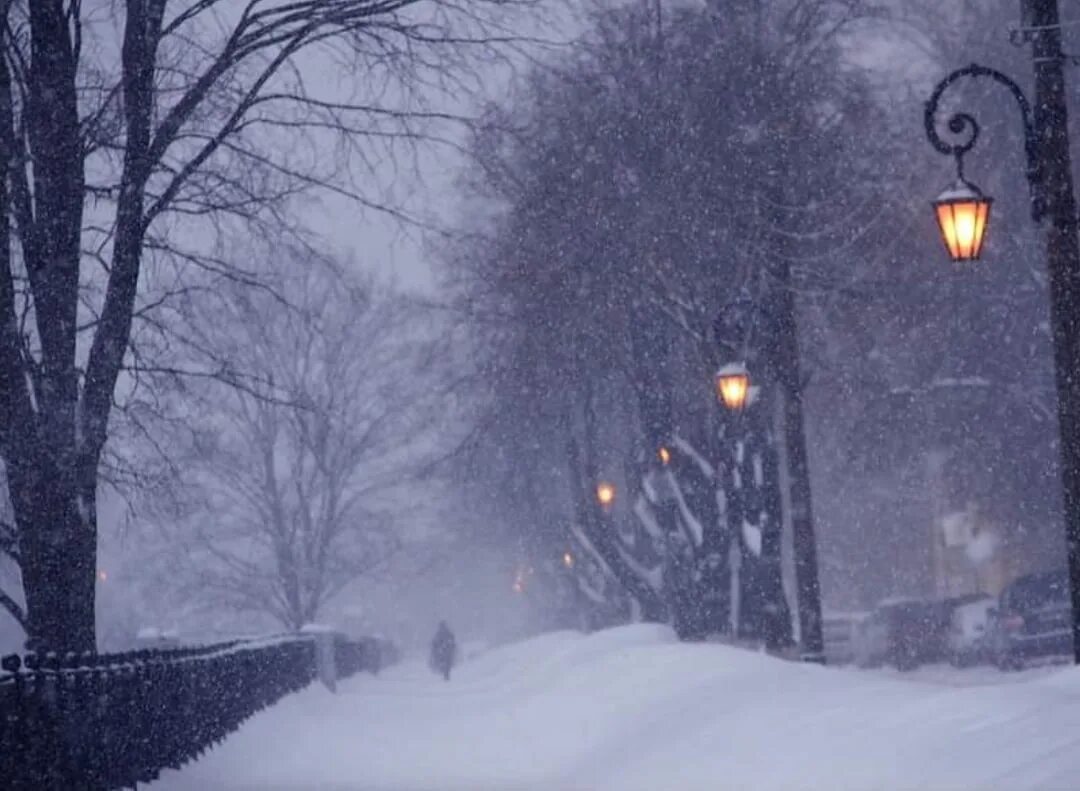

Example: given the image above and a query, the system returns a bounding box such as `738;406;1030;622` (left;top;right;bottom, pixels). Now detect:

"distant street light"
658;446;672;466
924;1;1080;664
715;362;750;411
562;551;575;569
596;482;616;510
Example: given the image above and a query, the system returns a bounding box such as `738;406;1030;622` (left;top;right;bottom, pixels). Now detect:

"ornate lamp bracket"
924;63;1045;221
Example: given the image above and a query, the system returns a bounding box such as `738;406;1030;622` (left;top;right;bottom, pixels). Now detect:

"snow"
632;492;666;540
935;181;986;202
741;520;763;556
613;540;664;592
715;361;748;378
151;624;1080;790
298;623;336;634
669;474;705;547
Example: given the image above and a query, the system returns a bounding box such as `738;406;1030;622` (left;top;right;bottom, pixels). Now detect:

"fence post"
300;626;339;692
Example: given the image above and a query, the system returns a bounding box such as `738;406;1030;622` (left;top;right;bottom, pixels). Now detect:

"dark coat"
430;622;456;680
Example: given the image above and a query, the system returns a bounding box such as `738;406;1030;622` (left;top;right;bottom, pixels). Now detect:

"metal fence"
0;632;392;790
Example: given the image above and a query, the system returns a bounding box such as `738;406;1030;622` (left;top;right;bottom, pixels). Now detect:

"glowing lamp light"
715;363;750;410
933;180;992;261
562;551;574;569
596;482;616;508
97;569;108;582
658;446;671;466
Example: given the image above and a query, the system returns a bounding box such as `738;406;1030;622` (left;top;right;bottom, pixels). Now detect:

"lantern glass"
596;482;616;507
933;181;992;261
715;363;750;410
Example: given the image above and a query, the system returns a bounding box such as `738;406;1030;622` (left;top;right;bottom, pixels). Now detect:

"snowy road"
151;625;1080;790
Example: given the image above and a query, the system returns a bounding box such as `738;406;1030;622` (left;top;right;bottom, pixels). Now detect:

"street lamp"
713;296;825;662
715;362;750;411
596;482;616;510
933;179;992;261
924;2;1080;664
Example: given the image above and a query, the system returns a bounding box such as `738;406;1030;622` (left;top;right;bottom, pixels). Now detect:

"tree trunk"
13;454;98;652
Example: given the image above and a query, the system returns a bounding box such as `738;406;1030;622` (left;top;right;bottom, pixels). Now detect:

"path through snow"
151;624;1080;790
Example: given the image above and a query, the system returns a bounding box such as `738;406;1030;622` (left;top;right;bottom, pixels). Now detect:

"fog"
0;0;1074;678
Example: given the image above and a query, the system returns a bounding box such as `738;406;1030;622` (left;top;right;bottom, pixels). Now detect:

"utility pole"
1026;0;1080;664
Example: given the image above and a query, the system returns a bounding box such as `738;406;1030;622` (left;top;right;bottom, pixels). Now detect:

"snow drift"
152;624;1080;790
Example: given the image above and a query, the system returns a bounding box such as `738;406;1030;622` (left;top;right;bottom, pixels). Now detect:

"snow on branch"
889;376;992;396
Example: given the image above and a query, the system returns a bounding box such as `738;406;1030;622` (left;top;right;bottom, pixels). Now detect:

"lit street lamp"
932;179;992;261
596;482;616;511
924;0;1080;663
715;362;751;411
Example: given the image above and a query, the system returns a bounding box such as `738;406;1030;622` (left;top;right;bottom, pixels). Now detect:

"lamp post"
713;335;823;661
924;0;1080;663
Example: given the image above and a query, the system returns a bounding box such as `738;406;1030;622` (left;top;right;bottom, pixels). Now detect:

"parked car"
853;599;947;670
852;600;903;668
888;599;954;670
946;595;995;667
989;569;1071;670
854;597;979;671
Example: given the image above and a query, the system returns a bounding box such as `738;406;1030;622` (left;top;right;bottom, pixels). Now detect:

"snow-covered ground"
151;624;1080;790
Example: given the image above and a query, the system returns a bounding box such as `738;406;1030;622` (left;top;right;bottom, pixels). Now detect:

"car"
988;569;1072;670
851;600;920;665
853;599;943;670
887;599;954;670
946;595;995;667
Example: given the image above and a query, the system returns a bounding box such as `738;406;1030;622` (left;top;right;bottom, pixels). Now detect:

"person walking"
429;621;457;681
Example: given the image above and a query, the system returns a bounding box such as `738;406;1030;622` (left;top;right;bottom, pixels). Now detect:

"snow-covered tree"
449;0;883;633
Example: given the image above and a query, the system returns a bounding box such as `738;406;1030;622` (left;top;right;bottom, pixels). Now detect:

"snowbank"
152;624;1080;790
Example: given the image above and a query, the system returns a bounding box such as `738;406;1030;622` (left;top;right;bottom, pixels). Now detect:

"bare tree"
171;252;464;630
0;0;536;651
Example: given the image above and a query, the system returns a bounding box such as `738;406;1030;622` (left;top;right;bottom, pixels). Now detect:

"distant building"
927;449;1060;597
